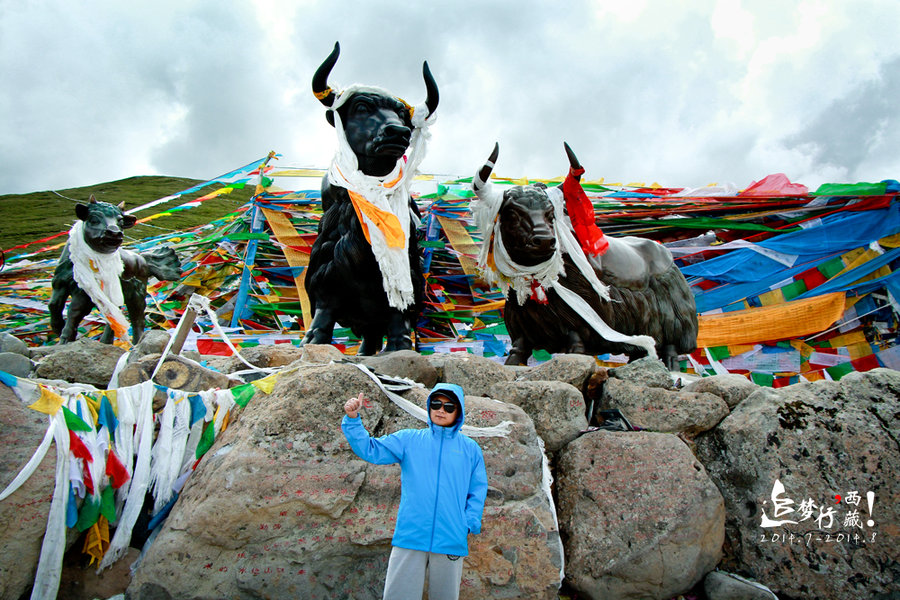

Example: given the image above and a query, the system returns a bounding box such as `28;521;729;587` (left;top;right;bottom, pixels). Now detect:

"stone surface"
33;338;125;389
684;374;759;409
694;368;900;600
0;351;33;377
428;353;515;397
128;362;561;600
490;380;588;452
299;343;345;365
519;354;599;392
703;570;779;600
125;330;171;364
0;332;29;356
557;431;724;600
608;356;676;389
601;378;729;436
0;384;57;600
358;349;439;387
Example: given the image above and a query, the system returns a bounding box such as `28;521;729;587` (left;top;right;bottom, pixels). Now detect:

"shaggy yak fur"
476;144;698;368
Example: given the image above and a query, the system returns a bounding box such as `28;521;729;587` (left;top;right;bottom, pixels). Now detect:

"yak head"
75;196;137;254
311;41;439;178
473;142;585;267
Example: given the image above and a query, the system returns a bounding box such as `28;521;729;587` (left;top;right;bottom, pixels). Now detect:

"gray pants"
382;546;465;600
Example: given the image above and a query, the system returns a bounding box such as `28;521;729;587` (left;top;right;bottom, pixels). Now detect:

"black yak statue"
302;41;438;354
49;196;182;345
471;143;698;368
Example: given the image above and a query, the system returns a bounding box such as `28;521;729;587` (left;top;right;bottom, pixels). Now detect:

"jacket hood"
427;382;465;434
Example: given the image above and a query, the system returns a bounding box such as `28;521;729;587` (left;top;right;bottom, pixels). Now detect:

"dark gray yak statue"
473;143;698;369
49;196;182;344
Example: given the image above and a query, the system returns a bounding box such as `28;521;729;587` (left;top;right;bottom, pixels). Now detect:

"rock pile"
2;341;898;600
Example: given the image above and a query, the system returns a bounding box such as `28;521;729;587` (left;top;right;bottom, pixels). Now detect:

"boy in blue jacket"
342;383;488;600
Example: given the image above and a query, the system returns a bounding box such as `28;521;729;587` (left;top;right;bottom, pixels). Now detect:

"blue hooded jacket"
341;383;488;556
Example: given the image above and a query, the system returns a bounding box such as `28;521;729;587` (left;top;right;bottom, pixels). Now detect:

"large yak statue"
49;196;182;344
302;42;438;355
471;143;698;368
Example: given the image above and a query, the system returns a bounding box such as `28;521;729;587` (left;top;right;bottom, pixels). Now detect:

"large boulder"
0;352;33;378
0;384;57;600
490;380;588;452
519;354;599;391
601;378;729;437
694;368;900;600
557;431;725;600
32;338;125;389
128;362;562;599
683;374;759;409
428;353;514;396
0;332;29;357
357;349;439;388
608;356;675;389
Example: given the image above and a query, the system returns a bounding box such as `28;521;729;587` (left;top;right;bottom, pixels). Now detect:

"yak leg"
123;279;147;344
359;330;385;356
565;329;586;355
48;285;69;337
383;310;412;353
661;343;679;371
301;305;336;346
505;336;532;366
59;293;94;343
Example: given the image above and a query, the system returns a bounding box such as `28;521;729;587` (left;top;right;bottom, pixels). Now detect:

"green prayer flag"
196;421;216;459
100;486;117;524
750;373;775;387
708;346;731;361
826;362;855;381
232;384;256;408
532;349;553;362
62;406;92;432
76;496;101;532
813;182;887;196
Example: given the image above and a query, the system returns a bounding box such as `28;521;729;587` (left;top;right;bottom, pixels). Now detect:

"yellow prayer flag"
28;385;65;415
251;373;279;395
83;516;110;565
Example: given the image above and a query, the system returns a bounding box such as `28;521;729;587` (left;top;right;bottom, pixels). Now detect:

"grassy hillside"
0;175;257;258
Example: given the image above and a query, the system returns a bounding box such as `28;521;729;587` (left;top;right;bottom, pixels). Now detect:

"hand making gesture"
344;392;370;419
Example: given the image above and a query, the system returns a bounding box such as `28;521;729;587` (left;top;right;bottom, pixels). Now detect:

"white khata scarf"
326;84;434;311
67;220;130;342
472;179;658;359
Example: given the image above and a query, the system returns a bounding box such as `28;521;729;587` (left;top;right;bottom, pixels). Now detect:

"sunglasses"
429;399;458;413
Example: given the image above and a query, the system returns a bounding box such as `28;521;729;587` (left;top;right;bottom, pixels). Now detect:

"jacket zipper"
429;427;444;552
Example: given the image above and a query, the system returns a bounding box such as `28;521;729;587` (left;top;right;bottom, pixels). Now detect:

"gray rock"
428;353;515;397
683;374;759;409
557;430;724;600
601;378;729;436
0;352;33;377
490;380;588;452
128;363;562;600
125;329;171;364
0;332;29;356
609;356;676;389
32;338;125;389
358;349;439;387
299;343;345;364
704;570;778;600
519;354;599;392
0;384;58;600
118;353;235;392
694;368;900;600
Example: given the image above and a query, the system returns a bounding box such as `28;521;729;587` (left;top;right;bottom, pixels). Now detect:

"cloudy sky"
2;0;899;196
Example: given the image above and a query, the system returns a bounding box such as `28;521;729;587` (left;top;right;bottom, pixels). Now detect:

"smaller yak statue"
471;143;698;368
302;41;438;354
49;196;182;344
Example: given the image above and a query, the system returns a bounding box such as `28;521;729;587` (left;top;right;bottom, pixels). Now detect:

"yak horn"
474;143;500;192
312;41;340;107
422;61;439;116
564;142;583;182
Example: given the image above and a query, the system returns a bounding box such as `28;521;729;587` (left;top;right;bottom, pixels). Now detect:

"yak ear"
123;213;137;229
75;203;89;221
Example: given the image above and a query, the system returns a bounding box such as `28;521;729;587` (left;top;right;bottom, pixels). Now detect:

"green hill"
0;175;256;258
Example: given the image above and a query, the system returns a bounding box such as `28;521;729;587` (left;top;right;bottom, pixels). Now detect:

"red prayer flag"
105;450;131;489
69;430;93;463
